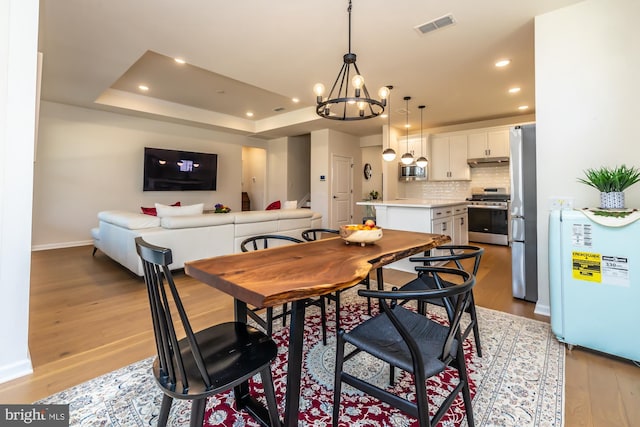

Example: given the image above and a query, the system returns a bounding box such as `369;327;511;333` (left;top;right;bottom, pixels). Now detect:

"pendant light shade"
382;85;396;161
415;105;428;168
400;96;414;165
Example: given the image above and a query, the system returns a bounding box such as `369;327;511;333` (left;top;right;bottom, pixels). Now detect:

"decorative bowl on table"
339;223;383;246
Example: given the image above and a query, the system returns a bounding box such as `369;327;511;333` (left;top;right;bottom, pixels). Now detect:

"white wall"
33;101;264;249
535;0;640;313
310;129;362;227
0;0;38;383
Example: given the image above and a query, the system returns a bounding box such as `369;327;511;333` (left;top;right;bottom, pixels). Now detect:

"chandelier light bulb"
352;74;364;89
378;86;390;100
313;83;325;100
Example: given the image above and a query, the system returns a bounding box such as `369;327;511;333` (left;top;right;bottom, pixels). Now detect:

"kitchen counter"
358;199;469;273
357;198;468;208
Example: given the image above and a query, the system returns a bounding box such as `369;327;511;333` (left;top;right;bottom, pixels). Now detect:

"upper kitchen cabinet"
398;136;428;161
467;128;510;159
430;134;470;181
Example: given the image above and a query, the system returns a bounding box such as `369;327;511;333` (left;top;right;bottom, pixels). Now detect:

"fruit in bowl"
339;223;383;246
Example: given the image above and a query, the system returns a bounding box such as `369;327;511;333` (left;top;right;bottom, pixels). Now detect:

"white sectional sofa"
92;209;322;276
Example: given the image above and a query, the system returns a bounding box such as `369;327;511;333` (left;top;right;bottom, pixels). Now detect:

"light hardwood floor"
0;243;638;426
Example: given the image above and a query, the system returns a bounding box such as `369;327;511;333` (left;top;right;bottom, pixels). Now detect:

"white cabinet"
452;205;469;245
430;135;470;181
399;136;427;160
468;129;509;159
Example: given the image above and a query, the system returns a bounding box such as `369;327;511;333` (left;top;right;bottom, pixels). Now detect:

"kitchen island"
357;198;468;272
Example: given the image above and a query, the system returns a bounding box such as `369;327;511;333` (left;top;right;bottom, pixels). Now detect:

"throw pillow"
155;202;204;218
283;200;297;210
141;201;180;216
265;200;281;210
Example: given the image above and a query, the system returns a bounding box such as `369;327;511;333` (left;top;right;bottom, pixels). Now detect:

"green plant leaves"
578;165;640;192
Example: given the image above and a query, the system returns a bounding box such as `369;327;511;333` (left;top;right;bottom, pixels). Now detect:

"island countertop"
356;198;468;208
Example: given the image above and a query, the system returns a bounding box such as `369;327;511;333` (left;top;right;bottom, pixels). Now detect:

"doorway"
331;154;353;228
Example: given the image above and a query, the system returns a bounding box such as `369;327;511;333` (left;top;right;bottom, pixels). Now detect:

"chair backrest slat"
135;237;212;394
241;234;303;252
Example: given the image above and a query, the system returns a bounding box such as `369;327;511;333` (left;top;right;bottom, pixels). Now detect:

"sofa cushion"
278;209;313;219
233;210;281;224
98;210;161;229
161;214;235;229
155;203;204;217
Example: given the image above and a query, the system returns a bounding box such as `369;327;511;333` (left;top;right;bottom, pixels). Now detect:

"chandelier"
313;0;389;120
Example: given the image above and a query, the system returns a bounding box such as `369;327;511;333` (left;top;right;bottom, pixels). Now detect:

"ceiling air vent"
415;13;455;35
273;107;286;112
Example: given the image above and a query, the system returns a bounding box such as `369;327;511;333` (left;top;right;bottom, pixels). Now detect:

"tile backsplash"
399;165;510;200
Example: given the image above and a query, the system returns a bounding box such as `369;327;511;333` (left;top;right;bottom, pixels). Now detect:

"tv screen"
143;147;218;191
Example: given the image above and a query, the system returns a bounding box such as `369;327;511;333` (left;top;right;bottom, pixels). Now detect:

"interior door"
331;154;353;228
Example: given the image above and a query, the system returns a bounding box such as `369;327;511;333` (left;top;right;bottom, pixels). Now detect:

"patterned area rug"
37;289;564;426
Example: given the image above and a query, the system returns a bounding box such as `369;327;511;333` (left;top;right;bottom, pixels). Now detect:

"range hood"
467;157;509;168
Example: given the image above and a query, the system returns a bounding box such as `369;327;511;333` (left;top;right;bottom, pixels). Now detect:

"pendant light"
415;105;428;168
313;0;389;120
382;85;396;161
400;96;414;165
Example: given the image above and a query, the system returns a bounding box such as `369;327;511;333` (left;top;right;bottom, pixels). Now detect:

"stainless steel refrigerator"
510;124;538;302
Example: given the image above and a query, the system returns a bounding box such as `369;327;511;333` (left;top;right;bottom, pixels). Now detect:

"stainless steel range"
467;187;510;246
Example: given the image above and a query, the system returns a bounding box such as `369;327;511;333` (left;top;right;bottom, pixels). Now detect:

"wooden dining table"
184;228;450;427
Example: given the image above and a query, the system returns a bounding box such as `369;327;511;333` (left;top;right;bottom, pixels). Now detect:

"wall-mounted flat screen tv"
143;147;218;191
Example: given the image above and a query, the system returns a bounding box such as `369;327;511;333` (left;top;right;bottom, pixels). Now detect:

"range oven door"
467;206;509;245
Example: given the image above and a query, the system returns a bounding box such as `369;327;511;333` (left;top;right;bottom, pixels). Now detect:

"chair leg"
364;275;372;316
266;308;274;336
456;344;475;427
189;398;206;427
332;330;346;427
334;291;341;333
282;303;288;326
158;394;172;427
468;293;482;357
319;297;327;346
92;246;97;256
260;366;282;427
413;371;431;427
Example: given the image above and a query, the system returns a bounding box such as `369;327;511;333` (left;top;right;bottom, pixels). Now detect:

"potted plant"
578;164;640;209
368;190;379;200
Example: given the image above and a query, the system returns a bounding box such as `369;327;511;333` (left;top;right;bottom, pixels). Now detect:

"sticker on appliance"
601;255;630;287
572;251;601;282
571;223;593;247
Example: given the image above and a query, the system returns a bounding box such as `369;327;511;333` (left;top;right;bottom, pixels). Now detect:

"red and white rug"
38;291;564;426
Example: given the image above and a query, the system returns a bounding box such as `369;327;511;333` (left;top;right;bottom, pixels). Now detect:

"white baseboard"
534;303;551;317
0;358;33;385
32;239;93;251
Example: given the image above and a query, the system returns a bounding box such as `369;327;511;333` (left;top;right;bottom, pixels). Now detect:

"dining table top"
184;228;451;308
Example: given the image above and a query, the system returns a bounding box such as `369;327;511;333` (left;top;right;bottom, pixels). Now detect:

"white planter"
600;192;625;209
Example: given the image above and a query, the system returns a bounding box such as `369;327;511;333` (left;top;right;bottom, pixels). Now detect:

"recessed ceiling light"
138;85;149;91
508;87;521;94
495;59;511;67
404;124;411;128
518;105;529;110
292;98;300;103
174;58;186;64
246;112;254;117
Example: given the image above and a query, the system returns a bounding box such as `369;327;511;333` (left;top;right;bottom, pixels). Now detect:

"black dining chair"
134;237;280;427
240;234;329;345
401;244;485;356
332;266;476;427
301;228;372;333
